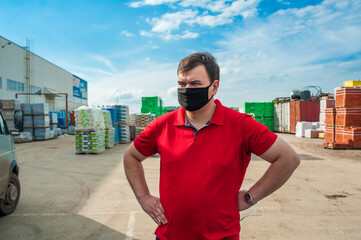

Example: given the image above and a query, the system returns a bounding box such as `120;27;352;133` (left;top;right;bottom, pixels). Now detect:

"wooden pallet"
33;137;55;142
75;151;103;155
323;141;354;149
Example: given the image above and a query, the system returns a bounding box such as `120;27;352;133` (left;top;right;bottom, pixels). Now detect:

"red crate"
336;108;361;127
335;87;361;108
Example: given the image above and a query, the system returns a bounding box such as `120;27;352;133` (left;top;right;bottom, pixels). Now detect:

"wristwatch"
244;191;257;206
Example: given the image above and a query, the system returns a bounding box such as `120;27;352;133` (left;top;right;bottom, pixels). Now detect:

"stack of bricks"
324;85;361;149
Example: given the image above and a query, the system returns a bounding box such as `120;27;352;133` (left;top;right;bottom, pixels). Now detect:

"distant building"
0;36;87;111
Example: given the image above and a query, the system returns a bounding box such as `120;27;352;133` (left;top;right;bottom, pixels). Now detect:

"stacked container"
0;99;21;131
74;106;106;154
324;86;361;149
244;102;274;132
32;103;51;140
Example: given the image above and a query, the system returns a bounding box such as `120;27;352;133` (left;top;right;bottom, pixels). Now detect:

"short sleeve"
133;119;158;157
242;115;278;156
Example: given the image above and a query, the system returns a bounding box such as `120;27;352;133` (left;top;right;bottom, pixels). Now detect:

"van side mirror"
0;113;10;135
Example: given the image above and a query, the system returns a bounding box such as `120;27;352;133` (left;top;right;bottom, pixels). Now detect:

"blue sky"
1;0;360;112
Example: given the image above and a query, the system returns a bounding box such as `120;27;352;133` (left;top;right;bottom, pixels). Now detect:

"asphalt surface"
0;133;360;240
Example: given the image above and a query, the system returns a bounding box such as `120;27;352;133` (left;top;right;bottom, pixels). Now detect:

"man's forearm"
250;154;300;203
124;152;150;200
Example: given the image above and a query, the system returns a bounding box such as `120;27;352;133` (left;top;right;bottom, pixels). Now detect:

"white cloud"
138;0;259;39
276;0;290;5
149;9;198;33
190;0;259;27
120;30;135;37
140;29;199;40
87;61;179;112
213;0;361;107
88;54;118;73
129;0;178;8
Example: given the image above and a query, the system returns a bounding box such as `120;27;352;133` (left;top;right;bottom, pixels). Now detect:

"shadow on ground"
0;214;140;240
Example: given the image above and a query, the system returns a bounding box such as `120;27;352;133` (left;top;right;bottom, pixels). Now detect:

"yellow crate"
343;80;361;87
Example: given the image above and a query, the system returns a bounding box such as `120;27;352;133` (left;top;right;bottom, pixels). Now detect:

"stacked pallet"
103;110;115;149
129;113;136;140
135;113;155;138
113;105;130;143
75;130;105;154
0;99;21;132
49;112;58;130
21;104;33;138
103;107;118;144
319;99;335;132
32;103;51;140
324;86;361;149
74;106;106;154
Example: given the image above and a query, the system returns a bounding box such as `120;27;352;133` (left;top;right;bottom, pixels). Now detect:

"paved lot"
0;134;360;240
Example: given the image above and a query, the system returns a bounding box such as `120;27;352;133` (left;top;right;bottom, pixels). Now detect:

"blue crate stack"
112;105;130;143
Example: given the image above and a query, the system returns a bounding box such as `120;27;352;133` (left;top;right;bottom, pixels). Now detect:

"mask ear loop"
207;81;215;101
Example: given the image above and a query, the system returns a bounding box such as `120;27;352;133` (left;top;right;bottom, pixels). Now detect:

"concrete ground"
0;133;360;240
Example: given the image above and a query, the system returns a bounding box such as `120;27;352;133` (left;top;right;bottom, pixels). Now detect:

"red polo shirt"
134;99;277;240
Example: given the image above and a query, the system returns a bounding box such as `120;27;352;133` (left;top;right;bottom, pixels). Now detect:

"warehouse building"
0;35;87;111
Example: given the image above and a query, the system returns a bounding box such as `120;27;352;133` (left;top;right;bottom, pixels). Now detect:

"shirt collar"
173;99;225;126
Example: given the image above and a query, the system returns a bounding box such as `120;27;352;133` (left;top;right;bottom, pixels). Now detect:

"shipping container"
273;102;290;132
289;100;320;133
141;96;164;117
244;102;273;118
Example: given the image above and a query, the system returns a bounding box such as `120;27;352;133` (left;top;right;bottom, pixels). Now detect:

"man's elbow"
290;152;301;170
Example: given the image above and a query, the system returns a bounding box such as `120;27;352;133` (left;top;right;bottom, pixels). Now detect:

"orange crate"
335;87;361;108
343;127;361;148
336;108;361;127
325;108;336;126
324;126;335;144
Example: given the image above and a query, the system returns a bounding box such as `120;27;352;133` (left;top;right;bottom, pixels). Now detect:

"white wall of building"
0;36;87;111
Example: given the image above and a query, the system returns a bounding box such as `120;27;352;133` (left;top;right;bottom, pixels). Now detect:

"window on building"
30;85;41;94
0;77;2;88
7;79;24;92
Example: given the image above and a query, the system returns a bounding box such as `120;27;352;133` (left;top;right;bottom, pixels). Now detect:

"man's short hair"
177;52;220;84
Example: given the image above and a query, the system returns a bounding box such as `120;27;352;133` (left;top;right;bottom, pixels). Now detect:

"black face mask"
177;83;213;111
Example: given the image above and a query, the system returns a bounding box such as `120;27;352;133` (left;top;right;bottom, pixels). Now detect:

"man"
124;52;300;240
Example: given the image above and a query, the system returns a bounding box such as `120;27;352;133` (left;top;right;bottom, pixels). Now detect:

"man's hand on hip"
238;190;252;211
138;194;168;225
